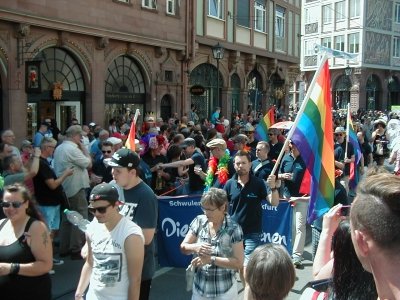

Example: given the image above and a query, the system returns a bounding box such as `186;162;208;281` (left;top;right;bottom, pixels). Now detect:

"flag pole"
345;103;350;158
271;53;329;176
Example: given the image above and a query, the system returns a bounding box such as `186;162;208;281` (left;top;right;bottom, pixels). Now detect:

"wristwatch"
210;256;216;265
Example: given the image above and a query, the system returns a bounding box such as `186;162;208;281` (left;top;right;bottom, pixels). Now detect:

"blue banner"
157;196;293;268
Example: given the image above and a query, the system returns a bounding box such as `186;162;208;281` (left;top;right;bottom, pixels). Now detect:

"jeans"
243;233;262;266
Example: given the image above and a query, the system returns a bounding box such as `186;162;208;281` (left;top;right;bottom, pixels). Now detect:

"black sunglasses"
88;204;112;214
335;133;343;137
1;201;26;208
268;133;274;136
102;150;112;154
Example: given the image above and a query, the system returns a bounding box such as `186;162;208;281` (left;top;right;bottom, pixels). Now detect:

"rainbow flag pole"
271;53;335;223
125;109;140;151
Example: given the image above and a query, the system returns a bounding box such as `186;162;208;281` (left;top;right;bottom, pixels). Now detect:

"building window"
142;0;157;9
254;1;266;32
348;33;359;53
322;37;332;49
394;37;400;58
335;1;345;21
305;40;316;56
395;3;400;23
305;6;318;24
209;0;224;19
322;4;332;24
165;70;173;82
166;0;175;15
349;0;360;18
334;35;345;51
117;0;130;3
275;6;285;38
237;1;250;27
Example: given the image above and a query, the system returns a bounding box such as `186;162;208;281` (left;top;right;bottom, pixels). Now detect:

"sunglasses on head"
88;204;112;214
102;150;112;154
1;201;26;209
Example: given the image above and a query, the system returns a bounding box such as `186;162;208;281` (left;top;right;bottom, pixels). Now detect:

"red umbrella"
270;121;294;130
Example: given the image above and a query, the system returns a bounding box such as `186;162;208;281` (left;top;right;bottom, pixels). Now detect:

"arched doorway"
27;47;86;137
269;73;285;108
333;75;352;110
160;94;172;122
105;55;146;128
388;76;400;108
366;75;381;111
231;73;240;116
189;63;223;120
248;70;262;112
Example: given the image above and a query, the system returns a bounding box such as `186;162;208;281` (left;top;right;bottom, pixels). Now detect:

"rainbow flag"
125;121;136;151
291;60;335;223
255;108;275;141
346;106;362;189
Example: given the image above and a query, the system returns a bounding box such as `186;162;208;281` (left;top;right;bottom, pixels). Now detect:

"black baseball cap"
90;183;119;202
107;148;140;168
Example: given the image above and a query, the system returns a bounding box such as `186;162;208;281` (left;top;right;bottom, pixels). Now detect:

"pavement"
52;226;313;300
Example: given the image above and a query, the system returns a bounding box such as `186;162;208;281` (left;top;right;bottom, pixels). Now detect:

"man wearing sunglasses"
108;148;158;300
75;183;144;300
267;128;284;162
91;140;114;184
333;126;355;194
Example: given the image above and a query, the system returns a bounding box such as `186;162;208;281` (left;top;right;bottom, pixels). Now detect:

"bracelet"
9;263;20;275
75;293;85;298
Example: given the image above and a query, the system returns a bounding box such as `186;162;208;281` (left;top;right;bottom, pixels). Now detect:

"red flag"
299;165;311;195
125;121;136;151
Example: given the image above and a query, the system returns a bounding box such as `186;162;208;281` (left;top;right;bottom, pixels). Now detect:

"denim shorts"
243;232;262;266
39;205;61;231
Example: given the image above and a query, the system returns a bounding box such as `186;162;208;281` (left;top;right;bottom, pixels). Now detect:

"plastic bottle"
64;209;91;232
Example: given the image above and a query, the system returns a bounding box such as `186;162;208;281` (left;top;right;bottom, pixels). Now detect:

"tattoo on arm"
41;231;49;247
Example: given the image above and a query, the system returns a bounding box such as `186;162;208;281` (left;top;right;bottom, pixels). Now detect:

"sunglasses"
102;150;112;154
1;201;26;209
335;133;343;137
88;204;112;214
201;206;219;212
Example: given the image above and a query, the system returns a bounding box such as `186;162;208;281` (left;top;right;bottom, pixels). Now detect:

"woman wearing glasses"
0;183;52;300
181;188;244;300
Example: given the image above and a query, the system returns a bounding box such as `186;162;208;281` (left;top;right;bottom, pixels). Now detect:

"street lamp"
212;43;224;108
343;65;352;108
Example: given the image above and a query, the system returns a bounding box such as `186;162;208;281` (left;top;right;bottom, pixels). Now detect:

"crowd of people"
0;105;399;300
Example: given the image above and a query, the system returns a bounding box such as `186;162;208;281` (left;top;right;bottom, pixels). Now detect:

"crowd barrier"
157;195;293;268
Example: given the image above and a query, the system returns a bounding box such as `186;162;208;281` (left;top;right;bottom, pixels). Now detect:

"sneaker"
48;269;55;275
53;258;64;266
292;257;303;268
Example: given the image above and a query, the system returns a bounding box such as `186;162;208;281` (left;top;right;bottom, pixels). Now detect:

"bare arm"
45;168;74;190
161;158;194;169
180;232;201;255
266;175;280;207
313;205;343;279
18;220;52;276
142;228;156;246
25;148;41;179
75;236;93;300
125;234;144;300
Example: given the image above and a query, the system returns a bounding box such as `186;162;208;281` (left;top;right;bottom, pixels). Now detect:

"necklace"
204;149;230;191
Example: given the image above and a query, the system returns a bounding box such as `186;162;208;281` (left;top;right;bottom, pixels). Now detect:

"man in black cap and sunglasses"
108;148;158;300
75;183;144;300
334;126;355;194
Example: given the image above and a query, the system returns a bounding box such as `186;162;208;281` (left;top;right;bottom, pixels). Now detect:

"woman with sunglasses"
181;188;244;300
0;183;52;300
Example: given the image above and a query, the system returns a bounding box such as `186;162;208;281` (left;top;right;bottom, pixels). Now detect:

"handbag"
375;143;384;156
185;264;195;291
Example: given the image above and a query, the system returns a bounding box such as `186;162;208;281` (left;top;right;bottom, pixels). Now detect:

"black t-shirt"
188;150;206;191
279;153;306;198
251;159;273;180
120;181;158;281
224;174;267;235
33;157;65;206
142;152;167;190
268;142;284;161
92;158;113;183
360;141;372;165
